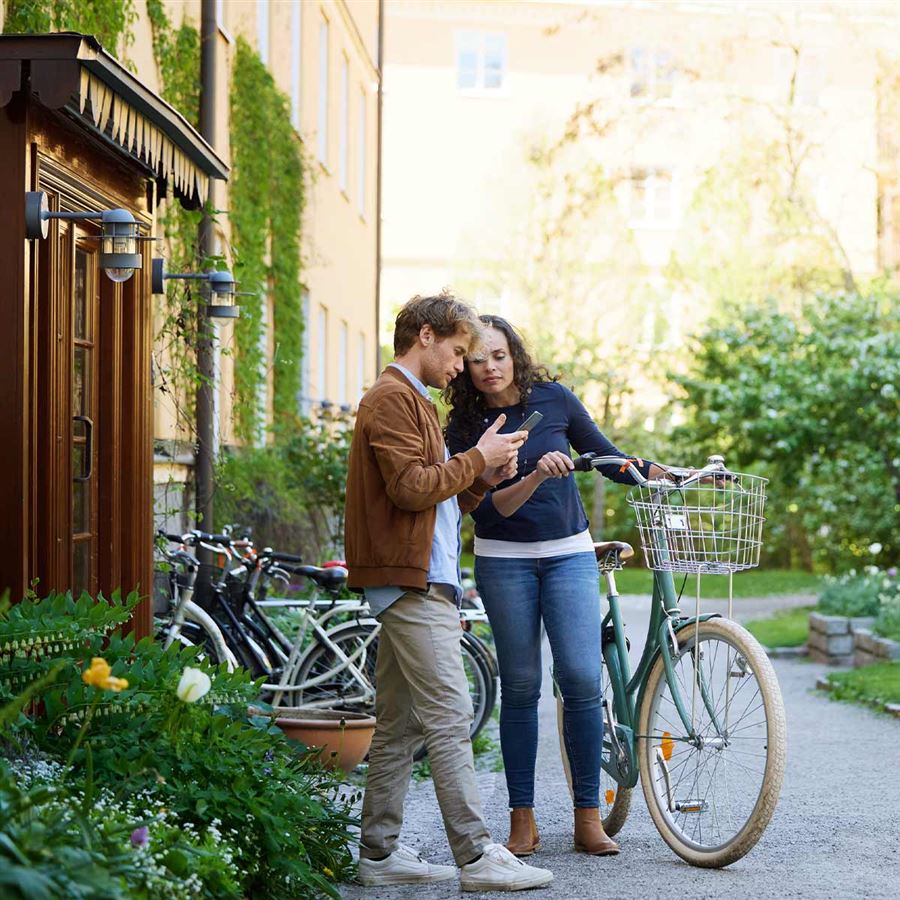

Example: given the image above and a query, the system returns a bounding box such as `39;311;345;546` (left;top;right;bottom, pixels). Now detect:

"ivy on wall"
3;0;136;55
229;37;305;443
145;0;206;431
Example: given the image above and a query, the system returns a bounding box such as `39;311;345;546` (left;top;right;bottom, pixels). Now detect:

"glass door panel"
72;239;99;597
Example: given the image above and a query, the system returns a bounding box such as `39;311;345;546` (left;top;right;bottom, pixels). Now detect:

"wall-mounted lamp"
151;258;241;319
25;191;150;283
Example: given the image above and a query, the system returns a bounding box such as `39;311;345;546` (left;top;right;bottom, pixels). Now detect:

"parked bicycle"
153;531;498;757
555;454;785;868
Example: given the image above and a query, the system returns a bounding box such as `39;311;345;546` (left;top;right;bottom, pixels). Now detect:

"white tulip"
176;667;212;703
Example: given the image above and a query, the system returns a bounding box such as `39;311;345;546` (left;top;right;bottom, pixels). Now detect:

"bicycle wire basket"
626;471;767;575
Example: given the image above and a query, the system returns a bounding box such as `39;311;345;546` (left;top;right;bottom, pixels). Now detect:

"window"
357;88;366;216
257;0;270;65
256;297;270;446
215;0;233;42
317;304;328;401
318;17;329;164
629;168;673;224
629;47;674;101
339;56;349;192
357;332;366;400
291;0;302;129
300;291;311;415
338;321;348;405
456;31;507;92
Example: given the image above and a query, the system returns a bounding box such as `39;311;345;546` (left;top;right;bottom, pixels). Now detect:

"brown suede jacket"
344;366;489;591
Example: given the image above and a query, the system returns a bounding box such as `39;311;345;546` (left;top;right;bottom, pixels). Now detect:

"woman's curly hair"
443;315;557;444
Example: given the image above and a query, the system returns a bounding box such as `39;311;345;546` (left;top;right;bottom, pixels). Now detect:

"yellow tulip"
81;657;129;692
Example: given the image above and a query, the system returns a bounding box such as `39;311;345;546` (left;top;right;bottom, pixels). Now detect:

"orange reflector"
605;789;616;805
661;732;674;761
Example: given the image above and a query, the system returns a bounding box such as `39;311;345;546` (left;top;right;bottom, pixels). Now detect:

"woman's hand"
533;451;574;483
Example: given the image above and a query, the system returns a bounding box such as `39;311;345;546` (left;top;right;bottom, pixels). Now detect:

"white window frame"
629;46;675;103
291;0;302;129
338;321;348;405
456;31;507;94
628;168;675;226
257;0;270;65
357;87;366;217
215;0;234;43
318;17;330;165
300;291;311;415
339;56;349;192
317;304;328;402
357;331;366;401
255;296;269;447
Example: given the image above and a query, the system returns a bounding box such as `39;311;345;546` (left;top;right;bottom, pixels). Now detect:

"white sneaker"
358;843;456;886
460;842;554;892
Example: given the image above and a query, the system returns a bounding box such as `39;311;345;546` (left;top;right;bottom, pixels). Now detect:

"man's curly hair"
393;289;483;356
443;315;557;445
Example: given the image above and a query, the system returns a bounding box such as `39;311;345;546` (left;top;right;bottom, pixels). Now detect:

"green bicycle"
556;454;786;868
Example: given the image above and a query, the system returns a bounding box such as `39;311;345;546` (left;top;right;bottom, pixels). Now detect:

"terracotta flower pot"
272;707;376;772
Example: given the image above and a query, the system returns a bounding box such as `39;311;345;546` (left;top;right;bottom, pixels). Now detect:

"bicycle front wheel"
638;617;786;868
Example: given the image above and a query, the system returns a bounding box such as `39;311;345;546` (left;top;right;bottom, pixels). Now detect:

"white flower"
176;667;211;703
869;542;883;555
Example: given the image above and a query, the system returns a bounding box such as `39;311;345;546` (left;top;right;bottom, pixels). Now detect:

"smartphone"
520;411;544;433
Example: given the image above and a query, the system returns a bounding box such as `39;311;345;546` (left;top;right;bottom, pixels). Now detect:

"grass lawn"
825;663;900;708
461;554;821;599
745;606;815;648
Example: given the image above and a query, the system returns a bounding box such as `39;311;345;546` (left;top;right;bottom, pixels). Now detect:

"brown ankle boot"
505;807;541;856
574;807;620;856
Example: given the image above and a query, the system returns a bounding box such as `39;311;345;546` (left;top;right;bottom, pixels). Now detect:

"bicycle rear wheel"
290;621;379;711
555;680;632;836
638;617;786;868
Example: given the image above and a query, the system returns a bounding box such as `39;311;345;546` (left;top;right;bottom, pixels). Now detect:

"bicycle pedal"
675;799;708;813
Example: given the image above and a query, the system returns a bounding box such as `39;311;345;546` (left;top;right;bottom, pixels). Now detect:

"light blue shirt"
365;363;463;618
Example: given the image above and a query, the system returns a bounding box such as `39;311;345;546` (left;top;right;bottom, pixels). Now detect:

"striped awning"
78;67;209;204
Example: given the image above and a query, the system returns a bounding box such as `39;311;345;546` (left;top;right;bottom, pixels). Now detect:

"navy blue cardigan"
446;381;653;542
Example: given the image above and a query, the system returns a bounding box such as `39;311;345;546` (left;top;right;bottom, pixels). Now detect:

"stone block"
809;647;852;666
873;636;900;660
854;649;878;669
850;617;877;634
853;629;877;653
809;630;853;656
809;612;849;636
884;703;900;720
815;676;833;692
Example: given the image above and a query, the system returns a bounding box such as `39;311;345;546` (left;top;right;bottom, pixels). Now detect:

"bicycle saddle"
593;541;634;561
299;564;348;590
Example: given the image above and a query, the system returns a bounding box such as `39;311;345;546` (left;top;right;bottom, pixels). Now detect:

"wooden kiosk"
0;34;227;636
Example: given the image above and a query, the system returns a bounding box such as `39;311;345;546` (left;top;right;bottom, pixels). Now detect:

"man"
345;291;554;892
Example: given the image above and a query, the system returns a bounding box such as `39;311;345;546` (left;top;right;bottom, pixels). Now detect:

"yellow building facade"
1;1;383;526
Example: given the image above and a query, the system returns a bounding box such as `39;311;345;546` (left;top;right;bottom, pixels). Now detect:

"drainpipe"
196;0;217;533
375;0;384;374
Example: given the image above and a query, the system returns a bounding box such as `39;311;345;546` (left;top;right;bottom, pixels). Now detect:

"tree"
669;290;899;570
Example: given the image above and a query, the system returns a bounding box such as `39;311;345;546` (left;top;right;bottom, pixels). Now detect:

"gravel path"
340;595;899;899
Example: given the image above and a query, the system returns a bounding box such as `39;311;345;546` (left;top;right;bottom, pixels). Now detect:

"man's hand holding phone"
475;413;528;469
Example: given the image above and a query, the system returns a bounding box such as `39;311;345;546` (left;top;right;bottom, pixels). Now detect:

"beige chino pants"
359;586;491;866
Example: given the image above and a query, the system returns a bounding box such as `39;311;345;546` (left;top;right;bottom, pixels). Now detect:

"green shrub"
874;573;900;641
817;570;890;618
0;591;358;898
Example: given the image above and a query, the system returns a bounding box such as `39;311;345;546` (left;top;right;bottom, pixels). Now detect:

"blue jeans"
475;551;603;808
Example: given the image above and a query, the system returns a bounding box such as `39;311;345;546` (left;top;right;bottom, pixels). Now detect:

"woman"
445;316;671;859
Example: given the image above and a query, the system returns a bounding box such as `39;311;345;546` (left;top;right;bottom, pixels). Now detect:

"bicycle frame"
600;559;721;790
